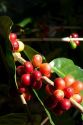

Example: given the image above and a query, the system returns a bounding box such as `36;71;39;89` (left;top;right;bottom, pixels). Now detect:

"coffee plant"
0;16;83;125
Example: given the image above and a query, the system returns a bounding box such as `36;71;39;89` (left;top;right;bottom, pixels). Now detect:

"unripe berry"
21;74;31;86
17;40;25;52
71;80;83;93
39;63;51;77
32;54;42;67
60;98;71;111
9;33;17;42
71;94;82;103
64;87;74;98
53;89;64;101
64;75;75;87
24;61;33;74
70;33;80;47
54;77;65;90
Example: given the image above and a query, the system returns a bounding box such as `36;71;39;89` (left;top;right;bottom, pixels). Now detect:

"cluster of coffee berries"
45;75;83;115
70;33;80;49
16;54;51;101
9;32;24;52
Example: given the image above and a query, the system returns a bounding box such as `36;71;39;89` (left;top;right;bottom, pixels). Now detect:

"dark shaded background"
0;1;83;124
0;0;83;25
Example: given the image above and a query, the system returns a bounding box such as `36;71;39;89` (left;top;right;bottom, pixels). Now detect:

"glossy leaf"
23;45;39;60
33;89;55;125
50;58;83;81
0;16;16;86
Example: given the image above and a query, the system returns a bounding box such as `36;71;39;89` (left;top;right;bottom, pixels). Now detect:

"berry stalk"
13;52;83;113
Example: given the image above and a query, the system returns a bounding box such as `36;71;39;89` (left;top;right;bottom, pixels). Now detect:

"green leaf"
0;16;16;89
23;45;39;60
50;58;83;81
50;58;83;122
18;18;32;27
0;16;13;39
33;89;55;125
0;113;27;125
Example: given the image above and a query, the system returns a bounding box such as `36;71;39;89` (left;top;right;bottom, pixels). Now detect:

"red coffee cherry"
45;84;55;95
64;75;75;87
71;33;78;38
31;70;42;81
32;54;43;67
23;92;32;102
16;65;25;76
21;74;31;86
64;87;74;98
18;87;26;93
32;80;42;90
24;61;34;74
60;98;71;111
53;89;64;101
12;40;19;52
39;63;51;77
9;33;17;42
44;96;58;109
71;80;83;93
70;33;80;46
54;77;65;90
53;104;64;116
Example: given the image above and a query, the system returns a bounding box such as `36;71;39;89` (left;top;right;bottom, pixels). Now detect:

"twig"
42;76;54;86
13;52;83;113
20;37;83;42
70;98;83;113
41;117;49;125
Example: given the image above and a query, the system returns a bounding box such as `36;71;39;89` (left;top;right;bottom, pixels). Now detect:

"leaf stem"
13;52;83;114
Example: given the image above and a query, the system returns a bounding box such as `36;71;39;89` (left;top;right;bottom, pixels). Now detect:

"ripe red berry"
53;89;64;101
32;54;42;67
18;87;26;93
39;63;51;77
54;77;65;90
24;61;33;74
53;104;64;116
60;98;71;111
9;33;17;42
64;75;75;87
71;80;83;93
31;70;42;81
45;84;55;95
12;40;19;52
44;96;58;109
71;94;82;103
71;33;78;38
64;87;74;98
23;93;32;101
16;65;25;76
32;80;42;89
70;33;80;46
21;74;31;86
